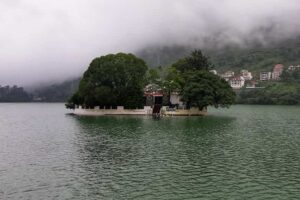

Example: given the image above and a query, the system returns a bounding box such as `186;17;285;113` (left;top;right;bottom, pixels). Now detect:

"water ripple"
0;104;300;199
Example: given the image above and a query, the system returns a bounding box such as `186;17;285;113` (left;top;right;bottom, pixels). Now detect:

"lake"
0;103;300;199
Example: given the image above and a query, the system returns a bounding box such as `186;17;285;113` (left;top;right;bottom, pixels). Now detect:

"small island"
66;50;235;116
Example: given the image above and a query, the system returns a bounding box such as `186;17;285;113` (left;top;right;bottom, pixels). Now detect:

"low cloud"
0;0;299;86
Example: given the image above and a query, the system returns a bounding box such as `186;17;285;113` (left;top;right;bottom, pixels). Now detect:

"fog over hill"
1;0;300;86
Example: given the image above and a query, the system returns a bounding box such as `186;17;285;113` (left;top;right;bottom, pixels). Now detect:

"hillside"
25;37;300;103
136;37;300;76
32;78;80;102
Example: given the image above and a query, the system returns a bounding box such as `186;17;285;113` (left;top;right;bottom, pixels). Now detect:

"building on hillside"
260;72;272;81
229;76;245;89
240;70;253;80
220;71;235;81
272;64;284;80
288;65;300;71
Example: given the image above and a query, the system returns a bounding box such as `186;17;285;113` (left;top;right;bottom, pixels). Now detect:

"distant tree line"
0;85;32;102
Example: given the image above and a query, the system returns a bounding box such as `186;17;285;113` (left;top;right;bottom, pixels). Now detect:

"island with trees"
66;50;235;116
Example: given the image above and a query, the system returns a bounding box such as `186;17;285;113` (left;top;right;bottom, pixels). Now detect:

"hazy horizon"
1;0;300;86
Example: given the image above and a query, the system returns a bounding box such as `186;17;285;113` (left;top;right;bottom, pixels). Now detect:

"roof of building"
229;76;245;81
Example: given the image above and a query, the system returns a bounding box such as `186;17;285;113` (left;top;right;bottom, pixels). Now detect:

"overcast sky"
1;0;300;86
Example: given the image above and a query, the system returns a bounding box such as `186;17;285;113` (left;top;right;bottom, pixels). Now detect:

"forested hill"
32;78;80;102
0;85;32;102
136;37;300;73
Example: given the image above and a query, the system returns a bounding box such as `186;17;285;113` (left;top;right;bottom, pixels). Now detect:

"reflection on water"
0;104;300;199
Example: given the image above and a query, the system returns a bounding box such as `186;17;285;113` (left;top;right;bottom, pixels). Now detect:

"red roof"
144;92;163;96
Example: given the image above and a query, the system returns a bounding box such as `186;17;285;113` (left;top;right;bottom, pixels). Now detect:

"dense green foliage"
237;69;300;105
182;71;236;109
173;50;212;73
281;70;300;83
68;53;148;108
237;82;300;105
167;50;235;109
0;85;31;102
66;50;235;110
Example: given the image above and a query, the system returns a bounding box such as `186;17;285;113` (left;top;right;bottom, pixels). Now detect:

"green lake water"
0;103;300;199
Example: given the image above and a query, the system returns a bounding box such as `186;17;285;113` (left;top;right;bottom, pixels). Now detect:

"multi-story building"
229;76;245;89
260;72;272;81
272;64;284;80
240;70;253;80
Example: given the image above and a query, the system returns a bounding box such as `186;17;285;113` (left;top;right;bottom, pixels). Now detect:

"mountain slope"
136;37;300;75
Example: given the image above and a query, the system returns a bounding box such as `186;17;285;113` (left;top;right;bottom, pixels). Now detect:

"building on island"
144;84;164;106
228;76;245;89
260;72;272;81
74;83;207;116
272;64;284;80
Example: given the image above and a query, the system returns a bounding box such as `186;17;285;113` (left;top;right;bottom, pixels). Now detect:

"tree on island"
181;71;235;110
67;50;235;110
68;53;148;109
167;49;235;110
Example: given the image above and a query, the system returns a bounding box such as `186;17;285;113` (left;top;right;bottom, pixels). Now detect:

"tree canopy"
68;53;148;108
167;50;235;109
181;71;236;110
67;50;235;110
172;50;213;73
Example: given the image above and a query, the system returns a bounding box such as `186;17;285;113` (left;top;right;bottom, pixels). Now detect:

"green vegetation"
137;37;300;74
67;50;235;110
237;83;300;105
281;70;300;83
182;71;235;110
169;50;235;110
237;69;300;105
68;53;148;109
136;37;300;106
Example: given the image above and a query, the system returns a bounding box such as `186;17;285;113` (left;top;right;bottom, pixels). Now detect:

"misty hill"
25;37;300;103
136;37;300;76
32;78;80;102
0;85;32;102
